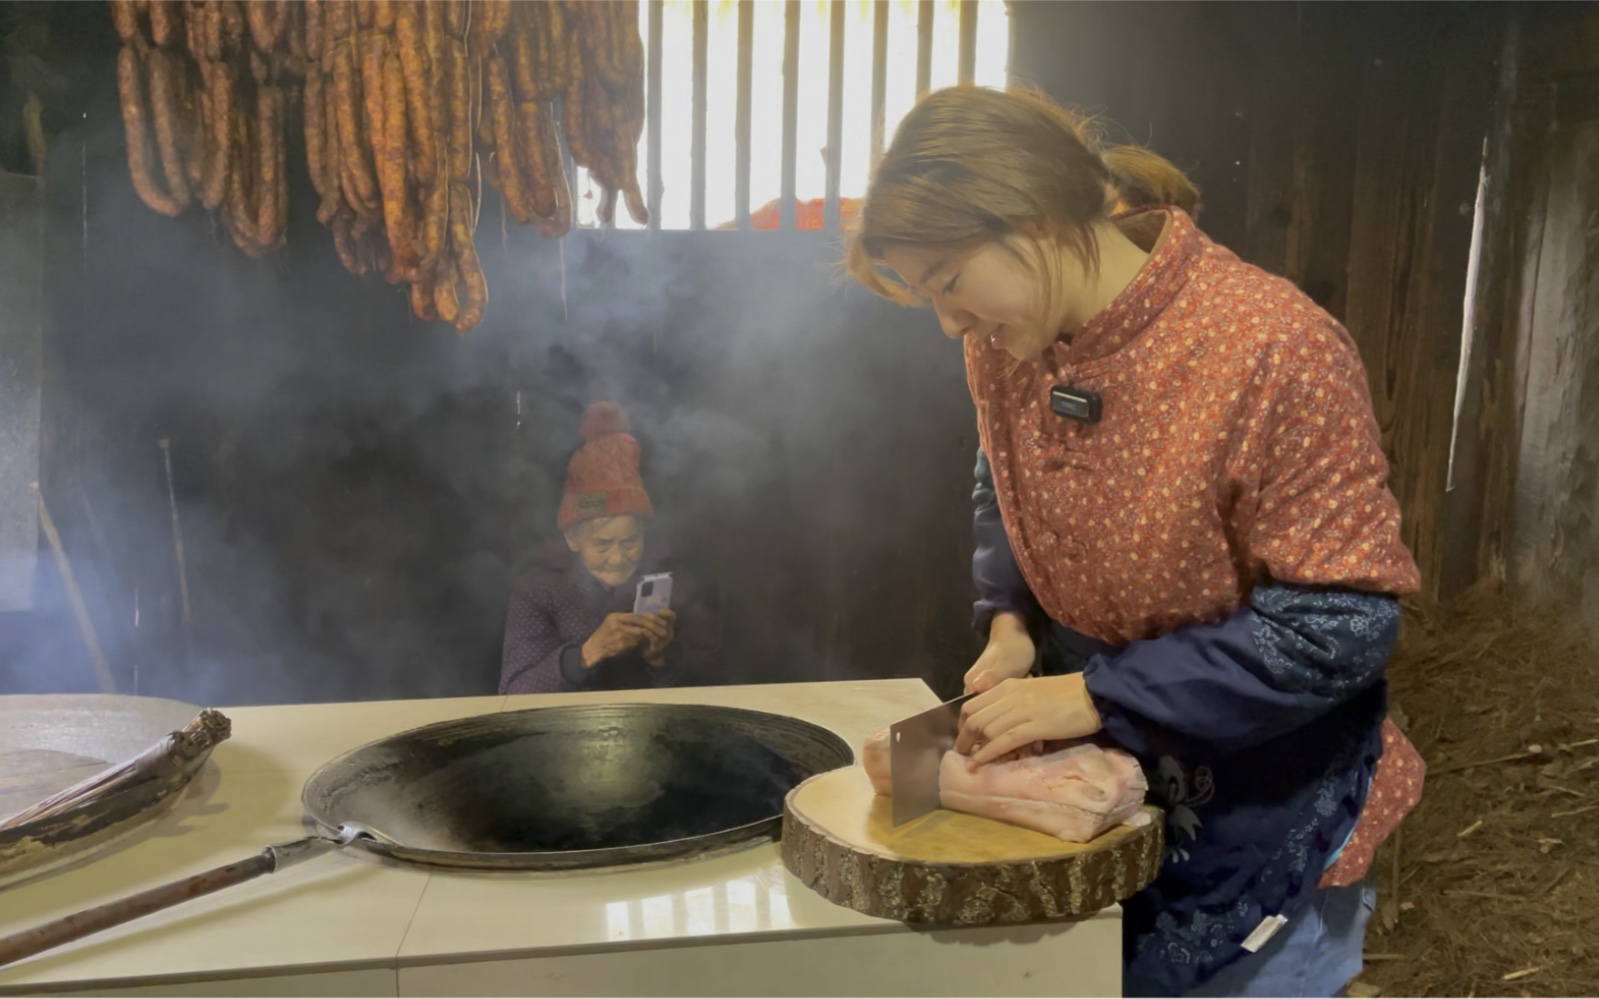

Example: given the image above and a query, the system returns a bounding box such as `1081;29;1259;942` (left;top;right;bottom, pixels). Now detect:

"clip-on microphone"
1049;385;1103;424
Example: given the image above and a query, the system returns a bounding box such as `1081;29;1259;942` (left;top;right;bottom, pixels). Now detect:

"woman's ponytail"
847;84;1203;301
1102;144;1202;217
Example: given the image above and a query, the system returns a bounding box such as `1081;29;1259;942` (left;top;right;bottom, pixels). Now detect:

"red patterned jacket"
965;207;1424;990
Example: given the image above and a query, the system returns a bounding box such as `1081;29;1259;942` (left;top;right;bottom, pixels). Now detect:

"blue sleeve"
971;446;1043;636
1082;583;1400;758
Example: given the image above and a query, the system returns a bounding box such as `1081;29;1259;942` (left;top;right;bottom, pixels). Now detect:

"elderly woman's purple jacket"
498;539;721;695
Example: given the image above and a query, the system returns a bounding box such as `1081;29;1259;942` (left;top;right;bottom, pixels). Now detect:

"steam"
0;2;983;706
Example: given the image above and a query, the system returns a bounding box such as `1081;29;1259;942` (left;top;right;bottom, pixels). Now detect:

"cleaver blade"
889;692;978;826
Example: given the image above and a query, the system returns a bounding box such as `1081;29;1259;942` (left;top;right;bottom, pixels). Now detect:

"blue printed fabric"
967;446;1397;994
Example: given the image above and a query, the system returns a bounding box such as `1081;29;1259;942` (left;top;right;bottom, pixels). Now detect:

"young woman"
846;86;1426;998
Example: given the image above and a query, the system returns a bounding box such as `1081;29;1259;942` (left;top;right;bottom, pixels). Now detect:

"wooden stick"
158;439;192;639
0;834;339;969
32;483;115;693
1551;804;1598;818
1435;746;1542;774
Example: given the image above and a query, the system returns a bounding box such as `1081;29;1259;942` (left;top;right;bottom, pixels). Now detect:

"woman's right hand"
964;612;1036;693
581;613;659;667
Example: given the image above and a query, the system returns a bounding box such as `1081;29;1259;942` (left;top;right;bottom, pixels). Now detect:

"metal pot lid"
301;702;854;872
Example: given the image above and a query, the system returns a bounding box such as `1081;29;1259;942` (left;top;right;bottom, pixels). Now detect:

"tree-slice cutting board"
781;765;1163;925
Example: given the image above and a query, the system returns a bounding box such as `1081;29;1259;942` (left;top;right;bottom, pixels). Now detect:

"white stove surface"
0;681;1121;997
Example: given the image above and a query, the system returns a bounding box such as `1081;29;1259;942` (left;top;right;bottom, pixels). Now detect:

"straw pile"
1353;585;1599;997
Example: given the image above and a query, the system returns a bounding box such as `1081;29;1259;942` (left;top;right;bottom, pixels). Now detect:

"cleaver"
889;692;979;825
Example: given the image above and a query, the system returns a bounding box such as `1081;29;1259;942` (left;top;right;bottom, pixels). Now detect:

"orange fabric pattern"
964;206;1424;883
964;208;1420;646
1320;718;1426;888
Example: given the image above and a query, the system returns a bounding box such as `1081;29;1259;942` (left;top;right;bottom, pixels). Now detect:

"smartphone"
633;572;674;615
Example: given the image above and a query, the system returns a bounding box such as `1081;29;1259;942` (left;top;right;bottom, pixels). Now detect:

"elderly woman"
499;402;720;694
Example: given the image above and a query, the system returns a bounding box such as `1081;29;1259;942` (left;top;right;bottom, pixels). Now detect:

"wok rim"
299;701;855;871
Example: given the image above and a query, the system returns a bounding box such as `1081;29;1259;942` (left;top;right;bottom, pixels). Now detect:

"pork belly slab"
860;730;1149;842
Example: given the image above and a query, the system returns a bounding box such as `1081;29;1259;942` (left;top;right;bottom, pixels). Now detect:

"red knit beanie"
557;402;655;532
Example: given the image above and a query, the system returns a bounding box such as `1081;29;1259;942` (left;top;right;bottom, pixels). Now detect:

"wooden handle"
0;851;275;968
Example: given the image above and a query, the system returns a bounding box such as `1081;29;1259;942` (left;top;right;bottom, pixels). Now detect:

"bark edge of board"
781;765;1164;925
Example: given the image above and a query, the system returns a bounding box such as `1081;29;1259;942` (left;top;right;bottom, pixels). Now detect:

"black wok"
0;701;853;967
302;702;855;870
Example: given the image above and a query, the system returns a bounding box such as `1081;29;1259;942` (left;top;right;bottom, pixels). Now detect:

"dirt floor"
1353;586;1599;998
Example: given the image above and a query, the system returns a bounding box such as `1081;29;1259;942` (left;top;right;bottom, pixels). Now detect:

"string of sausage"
109;0;648;334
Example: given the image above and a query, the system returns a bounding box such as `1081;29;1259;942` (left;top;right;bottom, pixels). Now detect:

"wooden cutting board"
781;765;1163;925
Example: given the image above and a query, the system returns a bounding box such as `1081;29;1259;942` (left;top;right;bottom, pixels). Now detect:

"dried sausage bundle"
110;0;652;334
114;0;296;251
479;0;643;234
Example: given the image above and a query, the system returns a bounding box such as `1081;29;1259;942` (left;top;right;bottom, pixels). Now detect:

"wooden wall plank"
1343;26;1492;597
1508;112;1599;627
1439;9;1526;594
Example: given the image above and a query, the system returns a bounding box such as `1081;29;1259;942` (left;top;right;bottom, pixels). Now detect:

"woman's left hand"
955;674;1103;769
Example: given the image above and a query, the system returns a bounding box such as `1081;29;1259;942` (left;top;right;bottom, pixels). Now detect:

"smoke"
0;2;983;707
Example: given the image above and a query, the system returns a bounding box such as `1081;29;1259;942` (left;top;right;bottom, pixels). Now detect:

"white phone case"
633;573;674;615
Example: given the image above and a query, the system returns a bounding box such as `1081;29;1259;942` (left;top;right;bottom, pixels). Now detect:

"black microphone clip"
1049;385;1103;425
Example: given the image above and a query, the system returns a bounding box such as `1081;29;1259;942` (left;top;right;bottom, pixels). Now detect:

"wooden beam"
825;0;844;230
735;0;753;229
691;0;708;230
781;0;800;230
957;0;977;84
646;0;663;231
916;0;933;97
871;0;888;166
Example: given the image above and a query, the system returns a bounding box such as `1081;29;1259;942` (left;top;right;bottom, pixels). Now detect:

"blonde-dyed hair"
845;85;1200;318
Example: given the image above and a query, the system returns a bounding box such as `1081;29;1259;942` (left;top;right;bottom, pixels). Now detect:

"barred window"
572;1;1012;232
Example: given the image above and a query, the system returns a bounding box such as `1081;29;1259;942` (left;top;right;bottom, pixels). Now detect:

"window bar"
824;0;844;231
646;0;663;231
1006;1;1018;87
780;0;800;231
689;0;708;230
870;0;888;167
735;0;753;229
958;0;977;84
916;0;933;98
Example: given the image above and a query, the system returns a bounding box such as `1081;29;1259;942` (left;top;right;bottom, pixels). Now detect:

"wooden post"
824;0;844;230
780;0;800;230
916;0;933;98
690;0;708;230
735;0;753;229
870;0;888;166
646;0;664;231
957;0;977;84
